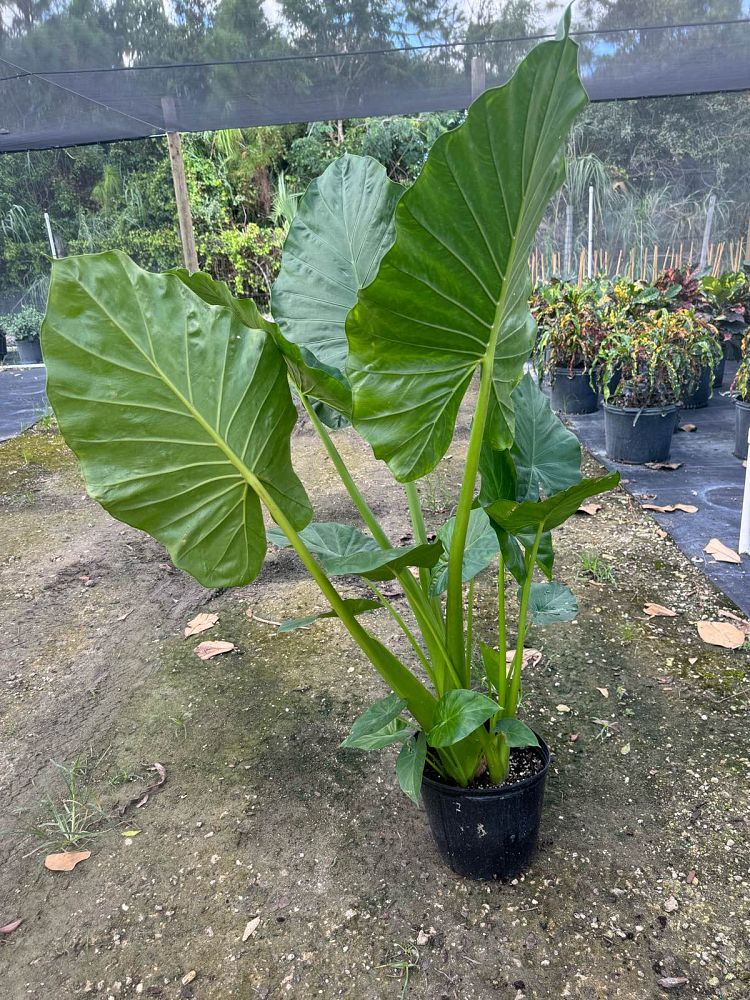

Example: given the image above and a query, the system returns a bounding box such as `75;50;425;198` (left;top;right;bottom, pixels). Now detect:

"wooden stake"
699;194;717;272
162;96;199;274
615;249;623;276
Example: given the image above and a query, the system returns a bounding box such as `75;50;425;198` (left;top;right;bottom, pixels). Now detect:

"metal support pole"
564;202;573;278
44;212;57;258
161;96;199;274
699;193;716;273
587;185;594;279
740;428;750;555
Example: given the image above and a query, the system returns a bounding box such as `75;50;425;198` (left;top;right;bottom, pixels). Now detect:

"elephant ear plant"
41;22;618;874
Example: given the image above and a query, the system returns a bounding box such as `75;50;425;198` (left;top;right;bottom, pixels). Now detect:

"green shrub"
3;305;44;341
197;225;285;308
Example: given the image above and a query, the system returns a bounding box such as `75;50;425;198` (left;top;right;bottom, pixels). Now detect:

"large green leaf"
426;689;499;748
487;473;620;535
496;526;554;584
172;268;351;417
507;373;581;501
527;581;578;624
346;33;587;481
41;251;311;588
272;154;403;374
268;521;442;581
430;507;500;596
277;598;381;633
494;718;540;748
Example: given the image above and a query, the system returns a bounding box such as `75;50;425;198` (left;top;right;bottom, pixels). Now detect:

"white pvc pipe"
740;428;750;556
587;185;594;278
44;212;57;258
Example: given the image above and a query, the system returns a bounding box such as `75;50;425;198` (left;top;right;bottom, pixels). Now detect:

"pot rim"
422;733;550;799
551;365;591;377
603;402;678;416
735;398;750;411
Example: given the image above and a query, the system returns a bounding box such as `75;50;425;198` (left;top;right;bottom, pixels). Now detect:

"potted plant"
533;278;608;413
600;312;689;463
6;305;44;364
701;269;750;372
674;308;723;409
732;331;750;460
40;27;619;880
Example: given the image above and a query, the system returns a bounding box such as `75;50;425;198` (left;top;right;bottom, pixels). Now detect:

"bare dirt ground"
0;406;748;1000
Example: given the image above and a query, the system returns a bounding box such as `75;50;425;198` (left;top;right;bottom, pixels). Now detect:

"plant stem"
497;552;507;665
444;358;495;667
404;481;431;596
300;394;391;546
363;580;436;684
505;524;543;718
464;578;475;683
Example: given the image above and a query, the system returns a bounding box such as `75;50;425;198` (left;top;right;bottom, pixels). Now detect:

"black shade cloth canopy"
2;1;749;153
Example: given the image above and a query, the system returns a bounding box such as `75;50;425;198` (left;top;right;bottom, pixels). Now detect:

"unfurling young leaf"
494;718;540;749
427;690;499;748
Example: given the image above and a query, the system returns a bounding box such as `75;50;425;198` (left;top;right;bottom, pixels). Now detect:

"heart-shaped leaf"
269;522;442;581
42;252;311;589
427;689;499;747
272;154;402;375
278;598;381;633
430;507;500;596
346;32;587;481
486;473;620;535
341;693;408;748
527;581;578;624
494;718;540;748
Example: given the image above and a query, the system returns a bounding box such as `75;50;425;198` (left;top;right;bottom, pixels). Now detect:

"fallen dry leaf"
505;648;542;669
658;977;688;990
0;918;22;934
121;829;140;838
620;743;631;755
184;612;219;638
642;503;698;514
181;971;197;986
556;704;571;714
194;640;235;661
696;621;746;650
704;538;742;564
643;603;678;618
44;850;91;872
688;656;697;665
645;461;682;471
577;503;602;516
655;528;668;539
717;609;750;634
596;687;609;698
677;423;697;433
242;916;261;942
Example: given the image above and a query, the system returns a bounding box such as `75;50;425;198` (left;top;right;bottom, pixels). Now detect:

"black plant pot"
714;354;727;390
421;736;550;880
17;338;42;364
604;403;679;464
734;400;750;460
682;366;713;409
550;368;598;414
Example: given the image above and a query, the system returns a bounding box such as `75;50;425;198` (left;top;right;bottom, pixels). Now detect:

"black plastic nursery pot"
734;400;750;461
682;366;713;409
421;736;550;880
604;403;679;464
550;368;598;414
17;338;43;364
714;354;727;390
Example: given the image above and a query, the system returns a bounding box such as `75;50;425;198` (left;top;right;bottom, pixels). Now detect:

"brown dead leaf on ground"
505;648;542;669
596;687;609;698
643;603;678;618
194;640;235;660
645;461;683;471
577;503;602;516
657;977;689;990
44;850;91;872
642;503;698;514
0;919;22;934
184;612;219;638
696;621;746;650
704;538;742;564
677;423;697;433
242;916;261;941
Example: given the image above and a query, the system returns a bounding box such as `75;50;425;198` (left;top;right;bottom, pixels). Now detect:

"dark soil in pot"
682;366;713;409
550;368;598;414
421;736;550;880
17;338;43;364
604;403;679;464
734;399;750;460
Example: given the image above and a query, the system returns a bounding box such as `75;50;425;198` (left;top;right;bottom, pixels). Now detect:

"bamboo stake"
615;249;623;276
688;240;695;268
161;96;199;274
652;244;658;281
628;248;635;280
578;249;585;287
